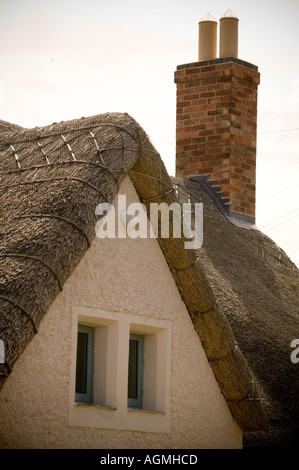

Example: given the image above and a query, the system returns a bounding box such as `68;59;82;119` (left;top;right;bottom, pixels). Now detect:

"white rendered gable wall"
0;177;242;449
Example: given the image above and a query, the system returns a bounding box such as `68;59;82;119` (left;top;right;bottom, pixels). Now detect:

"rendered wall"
0;177;242;449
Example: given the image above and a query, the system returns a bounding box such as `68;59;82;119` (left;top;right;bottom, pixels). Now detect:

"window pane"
76;332;88;394
128;339;138;399
75;325;94;403
128;333;144;409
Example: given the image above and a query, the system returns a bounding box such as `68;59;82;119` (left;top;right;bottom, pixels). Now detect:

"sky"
0;0;298;266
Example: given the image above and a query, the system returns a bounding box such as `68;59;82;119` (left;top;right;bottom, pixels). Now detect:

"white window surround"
68;306;172;433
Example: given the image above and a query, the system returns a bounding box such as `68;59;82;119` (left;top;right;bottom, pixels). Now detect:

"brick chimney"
174;10;260;224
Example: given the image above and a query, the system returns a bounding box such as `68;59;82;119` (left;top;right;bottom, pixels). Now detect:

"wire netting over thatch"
0;112;297;444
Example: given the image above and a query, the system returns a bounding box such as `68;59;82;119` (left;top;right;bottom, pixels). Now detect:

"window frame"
69;307;172;433
75;324;94;404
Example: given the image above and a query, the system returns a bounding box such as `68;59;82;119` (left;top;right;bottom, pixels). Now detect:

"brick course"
175;58;260;222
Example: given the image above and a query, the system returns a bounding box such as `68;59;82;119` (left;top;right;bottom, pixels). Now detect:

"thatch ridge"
0;119;23;134
0;112;268;432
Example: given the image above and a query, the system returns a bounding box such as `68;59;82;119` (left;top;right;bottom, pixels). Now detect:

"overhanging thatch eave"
0;112;268;432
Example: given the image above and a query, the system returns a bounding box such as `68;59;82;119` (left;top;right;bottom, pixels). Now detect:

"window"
127;333;144;409
69;307;172;433
75;325;94;403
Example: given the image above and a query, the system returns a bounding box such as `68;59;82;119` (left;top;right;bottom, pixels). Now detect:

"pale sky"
0;0;298;266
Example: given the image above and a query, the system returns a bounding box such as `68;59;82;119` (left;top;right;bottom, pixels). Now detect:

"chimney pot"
198;12;217;61
219;9;239;58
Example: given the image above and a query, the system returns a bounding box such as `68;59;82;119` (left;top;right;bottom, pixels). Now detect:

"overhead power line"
155;127;299;147
263;213;299;233
260;208;299;229
258;127;299;135
257;184;299;202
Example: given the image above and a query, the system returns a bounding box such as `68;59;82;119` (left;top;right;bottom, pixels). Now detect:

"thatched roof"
0;119;23;133
173;178;299;446
0;112;298;445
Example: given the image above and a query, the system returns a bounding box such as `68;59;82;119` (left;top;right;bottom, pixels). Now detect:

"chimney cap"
220;8;239;20
198;12;217;23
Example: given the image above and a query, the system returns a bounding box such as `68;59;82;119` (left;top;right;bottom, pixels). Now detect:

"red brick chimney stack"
174;10;260;223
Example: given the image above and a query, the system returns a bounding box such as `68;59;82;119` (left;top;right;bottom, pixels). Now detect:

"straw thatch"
0;112;297;445
173;178;299;446
0;119;23;133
